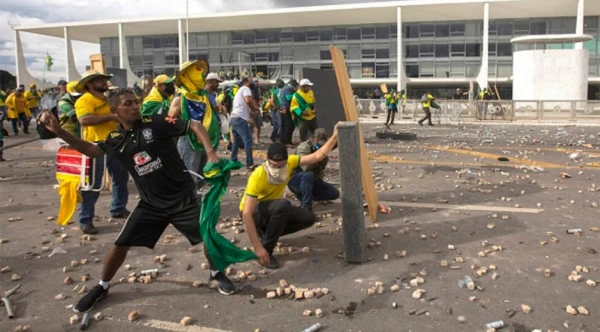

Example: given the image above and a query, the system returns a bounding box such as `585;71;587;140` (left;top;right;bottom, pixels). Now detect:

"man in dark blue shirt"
278;79;298;146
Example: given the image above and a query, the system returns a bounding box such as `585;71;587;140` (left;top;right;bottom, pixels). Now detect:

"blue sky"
0;0;399;84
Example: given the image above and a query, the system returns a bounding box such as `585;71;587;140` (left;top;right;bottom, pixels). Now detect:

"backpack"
421;94;429;102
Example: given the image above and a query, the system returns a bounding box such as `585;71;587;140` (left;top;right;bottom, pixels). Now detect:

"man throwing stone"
38;88;237;314
287;128;339;211
239;126;339;269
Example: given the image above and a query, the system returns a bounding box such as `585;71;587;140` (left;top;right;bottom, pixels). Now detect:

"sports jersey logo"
133;151;152;166
142;128;153;142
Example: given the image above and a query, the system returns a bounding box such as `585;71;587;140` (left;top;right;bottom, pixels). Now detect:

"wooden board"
89;54;106;74
329;45;378;223
380;83;389;94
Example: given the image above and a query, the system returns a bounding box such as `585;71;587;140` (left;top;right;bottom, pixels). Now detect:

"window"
307;45;319;60
164;36;177;48
497;43;512;56
376;26;389;39
488;42;497;56
390;41;397;58
220;32;230;46
466;43;481;56
514;20;530;35
348;28;361;40
320;29;333;41
268;50;279;62
100;38;112;52
334;28;347;40
376;48;390;59
165;54;177;65
466;22;480;37
243;32;255;44
531;20;546;34
451;43;465;57
321;64;333;71
584;16;599;33
376;64;390;78
390;24;397;38
143;54;153;67
268;31;280;43
435;24;450;38
255;49;268;62
405;24;419;38
420;44;434;57
197;33;208;46
362;48;375;59
362;63;375;78
232;32;243;44
497;21;513;36
208;49;219;62
255;31;268;43
390;62;397;77
466;60;480;77
450;23;465;36
497;61;512;77
435;62;450;78
435;44;449;57
564;18;577;33
450;60;465;76
294;30;306;42
419;61;434;77
548;18;562;34
405;44;419;58
133;37;143;51
143;37;153;49
268;65;281;79
348;45;361;60
281;46;293;60
293;45;306;59
348;63;361;78
307;30;320;41
208;33;219;47
362;27;375;39
406;64;419;78
281;30;293;42
420;24;434;37
220;50;231;63
320;50;332;60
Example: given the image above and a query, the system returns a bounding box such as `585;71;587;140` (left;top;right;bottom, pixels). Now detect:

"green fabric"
140;101;164;116
180;87;220;152
291;92;314;127
270;87;280;107
200;159;258;272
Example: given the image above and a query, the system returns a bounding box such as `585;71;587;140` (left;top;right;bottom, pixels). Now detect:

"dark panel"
106;68;127;88
301;68;346;136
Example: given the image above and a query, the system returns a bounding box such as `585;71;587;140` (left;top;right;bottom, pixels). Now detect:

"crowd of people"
30;58;340;313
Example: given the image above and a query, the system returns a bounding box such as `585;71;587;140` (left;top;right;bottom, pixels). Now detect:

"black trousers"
419;107;432;125
299;118;318;141
279;110;294;145
253;199;316;253
385;108;396;125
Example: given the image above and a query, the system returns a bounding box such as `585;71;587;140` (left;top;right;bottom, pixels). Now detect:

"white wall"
513;49;589;102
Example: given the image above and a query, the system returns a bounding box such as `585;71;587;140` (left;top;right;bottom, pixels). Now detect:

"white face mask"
263;161;288;185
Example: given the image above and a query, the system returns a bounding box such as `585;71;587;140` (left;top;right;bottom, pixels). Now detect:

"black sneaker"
111;209;131;219
266;254;280;270
80;224;99;235
74;285;108;313
209;271;236;295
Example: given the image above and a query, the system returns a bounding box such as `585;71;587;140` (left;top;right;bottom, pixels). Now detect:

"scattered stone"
586;279;596;287
0;266;11;273
70;315;79;324
412;289;426;299
70;260;79;268
440;260;449;267
154;254;167;263
302;247;310;253
192;280;203;288
544;269;552;278
390;284;400;292
180;316;192;326
315;308;324;318
457;315;467;323
128;311;140;321
94;312;103;321
521;304;532;314
123;264;131;271
78;285;87;294
200;263;209;270
302;309;312;317
266;291;277;299
64;276;73;284
55;293;66;301
566;305;578;315
577;306;589;315
89;249;98;255
11;273;22;281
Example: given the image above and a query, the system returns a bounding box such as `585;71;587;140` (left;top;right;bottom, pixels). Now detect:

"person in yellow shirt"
0;88;5;161
290;78;317;141
24;84;42;119
5;87;30;135
141;74;175;116
239;126;338;269
418;91;435;127
74;70;130;234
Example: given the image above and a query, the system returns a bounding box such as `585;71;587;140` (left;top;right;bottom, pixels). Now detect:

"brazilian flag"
45;52;53;71
180;88;220;152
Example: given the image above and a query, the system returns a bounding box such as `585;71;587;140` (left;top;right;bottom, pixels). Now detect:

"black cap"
267;143;288;162
57;80;67;86
288;79;299;88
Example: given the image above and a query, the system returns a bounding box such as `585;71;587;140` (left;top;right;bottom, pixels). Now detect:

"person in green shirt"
58;81;83;137
141;75;175;116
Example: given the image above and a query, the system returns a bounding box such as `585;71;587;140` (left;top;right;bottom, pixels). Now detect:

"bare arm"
38;111;104;158
79;114;118;127
242;196;269;266
189;120;219;163
168;96;182;118
298;124;339;167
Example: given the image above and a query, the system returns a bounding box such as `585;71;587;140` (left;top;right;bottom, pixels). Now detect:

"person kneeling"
239;127;339;270
288;128;339;211
38;89;236;314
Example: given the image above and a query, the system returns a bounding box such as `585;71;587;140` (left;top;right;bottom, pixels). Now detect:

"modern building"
12;0;600;99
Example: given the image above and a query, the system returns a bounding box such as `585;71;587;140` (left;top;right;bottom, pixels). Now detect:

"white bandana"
263;161;288;185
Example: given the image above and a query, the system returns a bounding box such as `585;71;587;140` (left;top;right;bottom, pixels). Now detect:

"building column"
64;27;81;81
575;0;585;49
178;19;187;66
64;27;71;80
396;6;403;91
13;29;21;86
118;23;125;68
476;2;489;90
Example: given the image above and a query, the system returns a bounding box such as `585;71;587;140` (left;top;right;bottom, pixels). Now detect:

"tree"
0;70;17;91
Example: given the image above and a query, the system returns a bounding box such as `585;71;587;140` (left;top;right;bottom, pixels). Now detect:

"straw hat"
66;81;81;96
76;69;113;93
175;59;209;87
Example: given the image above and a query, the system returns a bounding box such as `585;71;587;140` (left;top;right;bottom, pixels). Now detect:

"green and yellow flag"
45;52;53;71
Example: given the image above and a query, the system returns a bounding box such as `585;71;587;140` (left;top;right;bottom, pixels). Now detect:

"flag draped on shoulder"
180;87;220;152
200;159;258;272
290;89;315;126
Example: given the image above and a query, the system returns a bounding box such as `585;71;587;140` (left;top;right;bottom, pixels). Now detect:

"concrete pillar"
396;6;403;92
575;0;585;49
118;23;125;68
476;2;489;90
178;19;187;66
13;29;21;86
64;27;81;81
64;27;70;81
337;121;366;264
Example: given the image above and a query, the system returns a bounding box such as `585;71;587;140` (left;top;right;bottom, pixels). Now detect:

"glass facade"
99;16;600;80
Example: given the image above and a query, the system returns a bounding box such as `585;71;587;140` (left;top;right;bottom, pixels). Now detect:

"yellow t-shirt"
239;155;301;212
75;92;117;142
24;90;41;108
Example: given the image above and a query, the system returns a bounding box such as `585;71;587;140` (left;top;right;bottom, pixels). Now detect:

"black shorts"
114;194;202;249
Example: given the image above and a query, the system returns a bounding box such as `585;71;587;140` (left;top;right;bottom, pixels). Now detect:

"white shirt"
231;85;252;121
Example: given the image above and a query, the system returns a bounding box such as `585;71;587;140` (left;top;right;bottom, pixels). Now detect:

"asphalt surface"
1;120;599;332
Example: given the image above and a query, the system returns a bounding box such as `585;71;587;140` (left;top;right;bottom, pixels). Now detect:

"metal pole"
186;0;190;62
